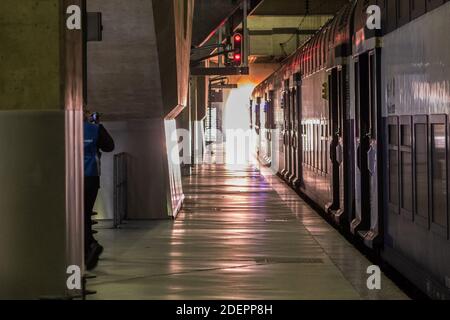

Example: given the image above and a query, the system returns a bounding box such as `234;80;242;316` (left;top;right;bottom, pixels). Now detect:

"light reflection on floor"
88;144;408;300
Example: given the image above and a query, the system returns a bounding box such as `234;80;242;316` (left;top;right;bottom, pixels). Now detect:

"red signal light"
232;33;243;66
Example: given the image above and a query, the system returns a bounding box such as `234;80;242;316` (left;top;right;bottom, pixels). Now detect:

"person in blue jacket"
84;110;115;270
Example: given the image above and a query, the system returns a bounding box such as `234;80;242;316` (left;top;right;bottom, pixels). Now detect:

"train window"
401;125;412;147
308;124;311;167
317;124;321;170
306;124;309;166
312;124;317;169
318;124;321;171
411;0;426;19
431;123;447;229
322;124;326;173
255;98;261;130
388;117;400;212
397;0;411;27
322;123;328;174
302;124;306;165
369;52;378;139
427;0;447;12
354;60;360;138
390;150;400;206
389;125;398;146
269;91;275;129
386;0;398;33
291;89;296;124
400;118;413;216
414;118;429;227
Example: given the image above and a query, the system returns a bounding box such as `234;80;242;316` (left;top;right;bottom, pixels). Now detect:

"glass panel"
431;124;447;227
314;124;317;169
389;150;399;205
307;124;311;165
401;124;411;147
415;124;428;219
401;151;413;212
355;61;360;138
370;54;377;138
389;124;398;146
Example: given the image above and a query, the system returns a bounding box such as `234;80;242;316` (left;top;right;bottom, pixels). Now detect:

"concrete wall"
0;0;84;299
94;120;167;220
87;0;163;119
0;0;62;110
153;0;194;114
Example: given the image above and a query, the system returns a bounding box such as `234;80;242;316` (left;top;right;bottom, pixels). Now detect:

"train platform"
87;149;408;300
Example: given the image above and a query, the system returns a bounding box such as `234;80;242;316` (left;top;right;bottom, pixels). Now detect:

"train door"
352;50;381;246
280;88;287;176
293;73;302;188
327;68;342;213
261;93;268;160
289;81;297;184
327;67;345;220
282;80;291;180
267;90;275;165
255;97;262;156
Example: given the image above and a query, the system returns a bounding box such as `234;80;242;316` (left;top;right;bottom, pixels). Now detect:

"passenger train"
251;0;450;299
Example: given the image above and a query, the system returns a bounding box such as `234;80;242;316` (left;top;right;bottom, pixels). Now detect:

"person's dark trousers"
84;176;100;255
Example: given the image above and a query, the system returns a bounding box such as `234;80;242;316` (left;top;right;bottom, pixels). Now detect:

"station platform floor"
87;155;408;300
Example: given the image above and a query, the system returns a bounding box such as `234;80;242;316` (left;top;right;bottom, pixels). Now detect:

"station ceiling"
192;0;349;65
253;0;350;16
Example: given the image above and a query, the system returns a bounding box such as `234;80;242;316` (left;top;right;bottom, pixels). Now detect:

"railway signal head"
232;33;243;66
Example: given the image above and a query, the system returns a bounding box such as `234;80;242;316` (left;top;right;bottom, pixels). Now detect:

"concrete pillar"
0;0;84;299
86;0;195;220
190;75;208;164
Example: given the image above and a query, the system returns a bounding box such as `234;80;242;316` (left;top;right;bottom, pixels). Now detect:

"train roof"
252;1;356;98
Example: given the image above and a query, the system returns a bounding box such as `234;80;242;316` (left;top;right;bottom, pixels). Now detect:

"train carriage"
251;0;450;299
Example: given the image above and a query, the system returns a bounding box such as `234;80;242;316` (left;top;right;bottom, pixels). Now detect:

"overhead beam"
191;66;249;76
252;0;349;16
210;84;239;89
249;28;317;36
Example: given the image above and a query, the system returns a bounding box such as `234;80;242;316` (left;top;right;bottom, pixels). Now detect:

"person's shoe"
85;242;103;270
93;241;104;257
85;248;99;271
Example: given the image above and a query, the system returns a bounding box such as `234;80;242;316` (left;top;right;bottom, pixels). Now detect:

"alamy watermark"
66;265;82;290
367;265;382;290
66;5;82;30
65;4;382;31
366;5;382;30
